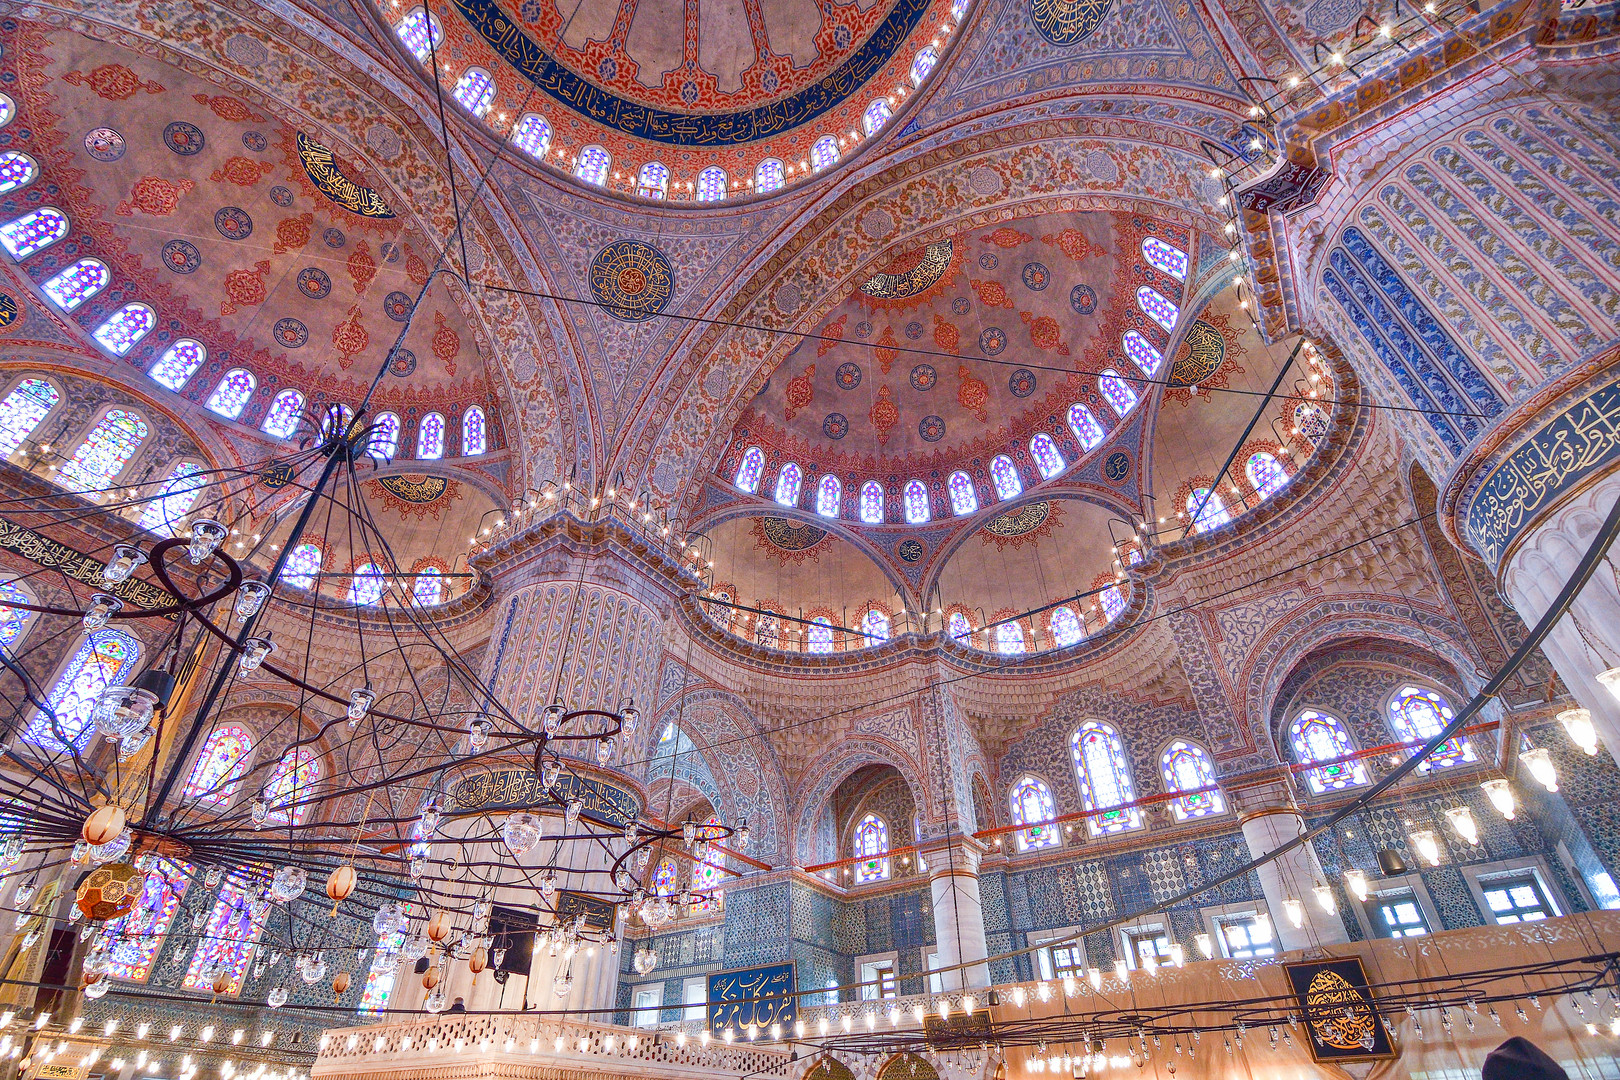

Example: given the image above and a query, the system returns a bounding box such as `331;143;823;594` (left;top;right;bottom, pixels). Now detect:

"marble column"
924;838;989;990
1234;784;1350;951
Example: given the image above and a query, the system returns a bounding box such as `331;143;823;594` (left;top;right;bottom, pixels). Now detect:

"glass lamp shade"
1282;897;1305;927
1481;779;1517;819
187;519;228;565
1597;668;1620;708
1444;806;1480;845
1410;830;1442;866
1520;747;1559;792
1194;933;1213;958
269;865;307;903
235;580;272;618
1558;708;1600;756
83;593;122;632
92;686;158;742
1344;869;1369;901
102;545;147;585
502;812;543;856
89;828;131;866
1312;884;1337;913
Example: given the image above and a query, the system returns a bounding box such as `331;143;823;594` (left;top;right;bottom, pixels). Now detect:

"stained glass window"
1099;584;1124;622
1135;286;1178;332
205;368;256;420
60;409;147;492
734;446;764;492
690;813;726;913
451;68;496;116
1186;487;1231;533
990;455;1022;499
417;412;444;459
1071;720;1141;835
348;562;386;606
1030;433;1064;478
150;340;207;392
903;479;930;523
396;8;443;61
41;259;108;311
1246;451;1288;500
0;378;58;455
0;582;35;651
183;875;265;994
1121;331;1163;377
575;145;610;186
321;403;354;441
1141;237;1188;281
1289;710;1369;794
754;612;780;648
264;747;321;825
863;99;891;136
948;471;978;515
651;857;678;896
1098;370;1138;416
181;724;254;805
512;114;551;158
816;474;841;517
25;628;139;751
697;167;727;202
283;543;322;591
1050;606;1084;647
1388;685;1474;770
461;406;486;455
995;621;1025;655
1161;740;1223;821
0;95;13;130
948;611;972;644
413;566;443;606
137;460;204;536
754;159;784;193
0;151;34;194
636;161;669;199
910;46;938;85
93;303;156;356
808;617;834;654
358;928;407;1014
1066;404;1104;451
774;462;802;507
811;136;839;171
951;0;970;17
103;855;192;983
860;480;885;523
853;813;889;883
367;411;399;458
1009;775;1059;852
861;608;890;645
0;207;69;259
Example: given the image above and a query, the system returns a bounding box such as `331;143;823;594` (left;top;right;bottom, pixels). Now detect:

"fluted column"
924;838;989;990
1234;783;1349;951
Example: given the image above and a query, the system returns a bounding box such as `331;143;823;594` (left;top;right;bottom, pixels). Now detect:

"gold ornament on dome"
376;474;449;504
876;1052;941;1080
1168;319;1226;389
76;861;142;921
296;132;394;217
760;517;828;551
859;240;956;301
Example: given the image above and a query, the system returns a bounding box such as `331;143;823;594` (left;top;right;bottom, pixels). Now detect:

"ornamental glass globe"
373;902;408;937
468;717;491;751
84;979;109;999
300;955;327;984
269;865;307;903
424;985;447;1013
266;986;288;1008
503;812;542;856
89;829;131;865
92;685;158;742
539;871;558;900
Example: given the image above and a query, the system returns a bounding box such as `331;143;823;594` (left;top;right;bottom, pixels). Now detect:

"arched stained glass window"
93;304;156;356
861;608;890;646
1121;330;1163;377
358;925;408;1014
417;412;444;459
734;446;764;493
1294;401;1329;443
995;621;1025;655
774;462;802;507
0;207;69;259
0;582;35;651
651;857;678;896
860;481;885;523
348;562;386;607
42;259;109;311
903;479;930;523
754;159;784;193
1098;370;1138;417
990;455;1022;499
754;611;780;648
1161;740;1223;821
326;405;357;442
808;617;834;654
853;813;889;883
697;167;727;202
1030;433;1064;478
512;114;551;158
637;161;669;199
811;136;839;171
0;95;14;130
0;151;36;195
25;628;139;750
461;406;486;456
1186;487;1231;533
264;747;321;825
183;875;266;994
1141;237;1188;281
205;368;256;419
1008;775;1059;852
397;8;444;61
1071;721;1141;835
816;474;841;517
863;99;891;137
948;471;978;515
1050;606;1084;647
1067;404;1104;450
691;813;726;912
1136;286;1178;332
182;725;254;805
910;46;938;85
149;340;206;392
413;566;443;607
1289;709;1369;793
283;543;322;591
948;611;972;644
1246;451;1288;500
1388;685;1474;770
61;409;147;492
103;854;191;982
451;68;496;116
258;389;303;440
367;412;400;458
1099;583;1124;622
575;145;610;185
138;460;204;536
0;378;57;455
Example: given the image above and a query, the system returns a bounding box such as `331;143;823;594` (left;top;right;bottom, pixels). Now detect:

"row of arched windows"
180;724;323;825
279;543;448;606
1180;451;1295;536
1288;684;1475;794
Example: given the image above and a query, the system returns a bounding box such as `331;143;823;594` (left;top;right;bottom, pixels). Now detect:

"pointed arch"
1008;774;1060;852
25;628;141;751
182;724;255;805
1070;720;1141;835
1160;740;1223;820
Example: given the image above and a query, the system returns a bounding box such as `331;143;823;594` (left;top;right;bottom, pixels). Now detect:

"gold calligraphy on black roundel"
590;240;675;323
1031;0;1111;45
762;516;828;551
1168;319;1225;389
860;241;955;300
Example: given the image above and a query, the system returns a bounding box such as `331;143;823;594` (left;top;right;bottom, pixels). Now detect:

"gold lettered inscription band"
707;962;796;1034
0;517;177;617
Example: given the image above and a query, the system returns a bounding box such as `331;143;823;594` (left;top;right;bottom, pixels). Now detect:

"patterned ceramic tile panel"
1422;866;1485;929
980;872;1010;934
723;882;792;968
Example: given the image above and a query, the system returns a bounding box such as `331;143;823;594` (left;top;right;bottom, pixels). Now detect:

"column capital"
920;835;986;879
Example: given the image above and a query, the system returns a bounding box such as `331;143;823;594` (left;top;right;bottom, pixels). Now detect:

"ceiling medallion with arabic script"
859;240;956;301
296;132;394;218
1031;0;1112;44
1168;319;1226;388
590;240;675;323
982;501;1050;537
761;516;828;550
368;474;463;521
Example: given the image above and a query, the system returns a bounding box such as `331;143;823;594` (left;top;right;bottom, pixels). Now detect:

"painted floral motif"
432;311;460;376
1043;228;1103;261
220;260;273;316
874;326;899;374
114;176;195;216
347;241;377;293
784;365;815;420
210;156;275;186
983;227;1034;248
62;64;164;100
272;213;313;254
869;384;898;444
193;92;266;122
332;305;369;369
957;365;989;422
970;278;1014;308
932;315;959;354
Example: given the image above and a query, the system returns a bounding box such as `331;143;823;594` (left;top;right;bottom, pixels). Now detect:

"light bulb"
1445;805;1480;845
1521;747;1559;792
1482;779;1517;819
1411;830;1442;866
1345;869;1369;901
1559;707;1600;755
1283;897;1305;927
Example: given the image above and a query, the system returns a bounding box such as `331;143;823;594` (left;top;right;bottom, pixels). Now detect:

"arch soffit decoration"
792;740;929;866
